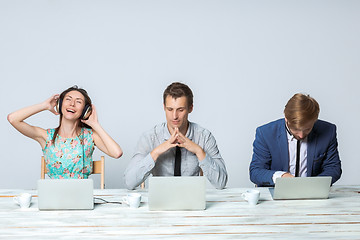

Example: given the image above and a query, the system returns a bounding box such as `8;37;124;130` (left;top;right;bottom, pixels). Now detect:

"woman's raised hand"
44;94;60;115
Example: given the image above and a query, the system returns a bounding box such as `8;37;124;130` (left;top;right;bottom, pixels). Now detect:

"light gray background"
1;0;359;189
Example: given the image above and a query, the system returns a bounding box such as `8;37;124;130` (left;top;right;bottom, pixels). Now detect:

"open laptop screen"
37;179;94;210
270;176;332;200
148;176;206;211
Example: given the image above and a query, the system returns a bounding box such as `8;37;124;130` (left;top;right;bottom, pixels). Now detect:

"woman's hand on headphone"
81;104;97;127
45;94;60;115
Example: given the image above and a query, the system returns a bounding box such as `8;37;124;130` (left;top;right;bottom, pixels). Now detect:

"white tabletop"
1;186;360;239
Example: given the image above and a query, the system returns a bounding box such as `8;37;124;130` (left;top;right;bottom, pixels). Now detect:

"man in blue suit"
250;93;342;187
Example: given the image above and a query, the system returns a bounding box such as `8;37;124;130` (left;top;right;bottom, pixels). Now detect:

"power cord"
94;197;122;205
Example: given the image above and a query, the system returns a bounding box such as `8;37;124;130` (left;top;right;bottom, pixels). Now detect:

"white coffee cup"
241;189;260;205
122;193;141;208
13;193;32;209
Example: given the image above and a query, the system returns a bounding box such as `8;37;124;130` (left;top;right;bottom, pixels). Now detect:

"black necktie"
174;146;181;176
295;140;300;177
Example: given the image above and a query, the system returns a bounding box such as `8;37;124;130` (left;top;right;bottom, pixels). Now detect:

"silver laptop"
270;176;332;200
148;176;206;211
37;179;94;210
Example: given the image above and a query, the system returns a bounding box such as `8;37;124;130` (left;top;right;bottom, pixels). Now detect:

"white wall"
1;0;359;189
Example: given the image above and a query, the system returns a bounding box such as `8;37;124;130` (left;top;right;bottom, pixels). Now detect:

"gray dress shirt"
124;122;228;190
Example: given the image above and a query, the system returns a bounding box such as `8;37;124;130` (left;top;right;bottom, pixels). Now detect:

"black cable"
94;197;122;205
81;128;85;179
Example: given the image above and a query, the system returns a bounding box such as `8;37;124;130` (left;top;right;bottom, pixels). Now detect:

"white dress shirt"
272;126;308;183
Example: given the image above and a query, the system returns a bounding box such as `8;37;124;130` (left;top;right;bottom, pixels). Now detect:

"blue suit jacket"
249;118;342;186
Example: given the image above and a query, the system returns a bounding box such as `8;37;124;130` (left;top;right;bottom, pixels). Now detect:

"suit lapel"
278;119;290;172
307;125;318;176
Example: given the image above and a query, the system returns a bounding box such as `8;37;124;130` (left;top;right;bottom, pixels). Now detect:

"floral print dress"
42;128;95;179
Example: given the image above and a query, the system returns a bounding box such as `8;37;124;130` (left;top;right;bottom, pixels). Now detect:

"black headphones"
56;96;92;120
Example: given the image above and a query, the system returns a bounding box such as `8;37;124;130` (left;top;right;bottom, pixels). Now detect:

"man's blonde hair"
284;93;320;129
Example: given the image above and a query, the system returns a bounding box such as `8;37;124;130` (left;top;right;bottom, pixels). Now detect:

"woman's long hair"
51;86;92;144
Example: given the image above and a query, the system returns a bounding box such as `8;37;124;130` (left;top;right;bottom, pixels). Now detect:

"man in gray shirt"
124;82;228;190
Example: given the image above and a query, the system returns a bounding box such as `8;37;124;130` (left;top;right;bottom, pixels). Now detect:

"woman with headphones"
7;86;123;179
